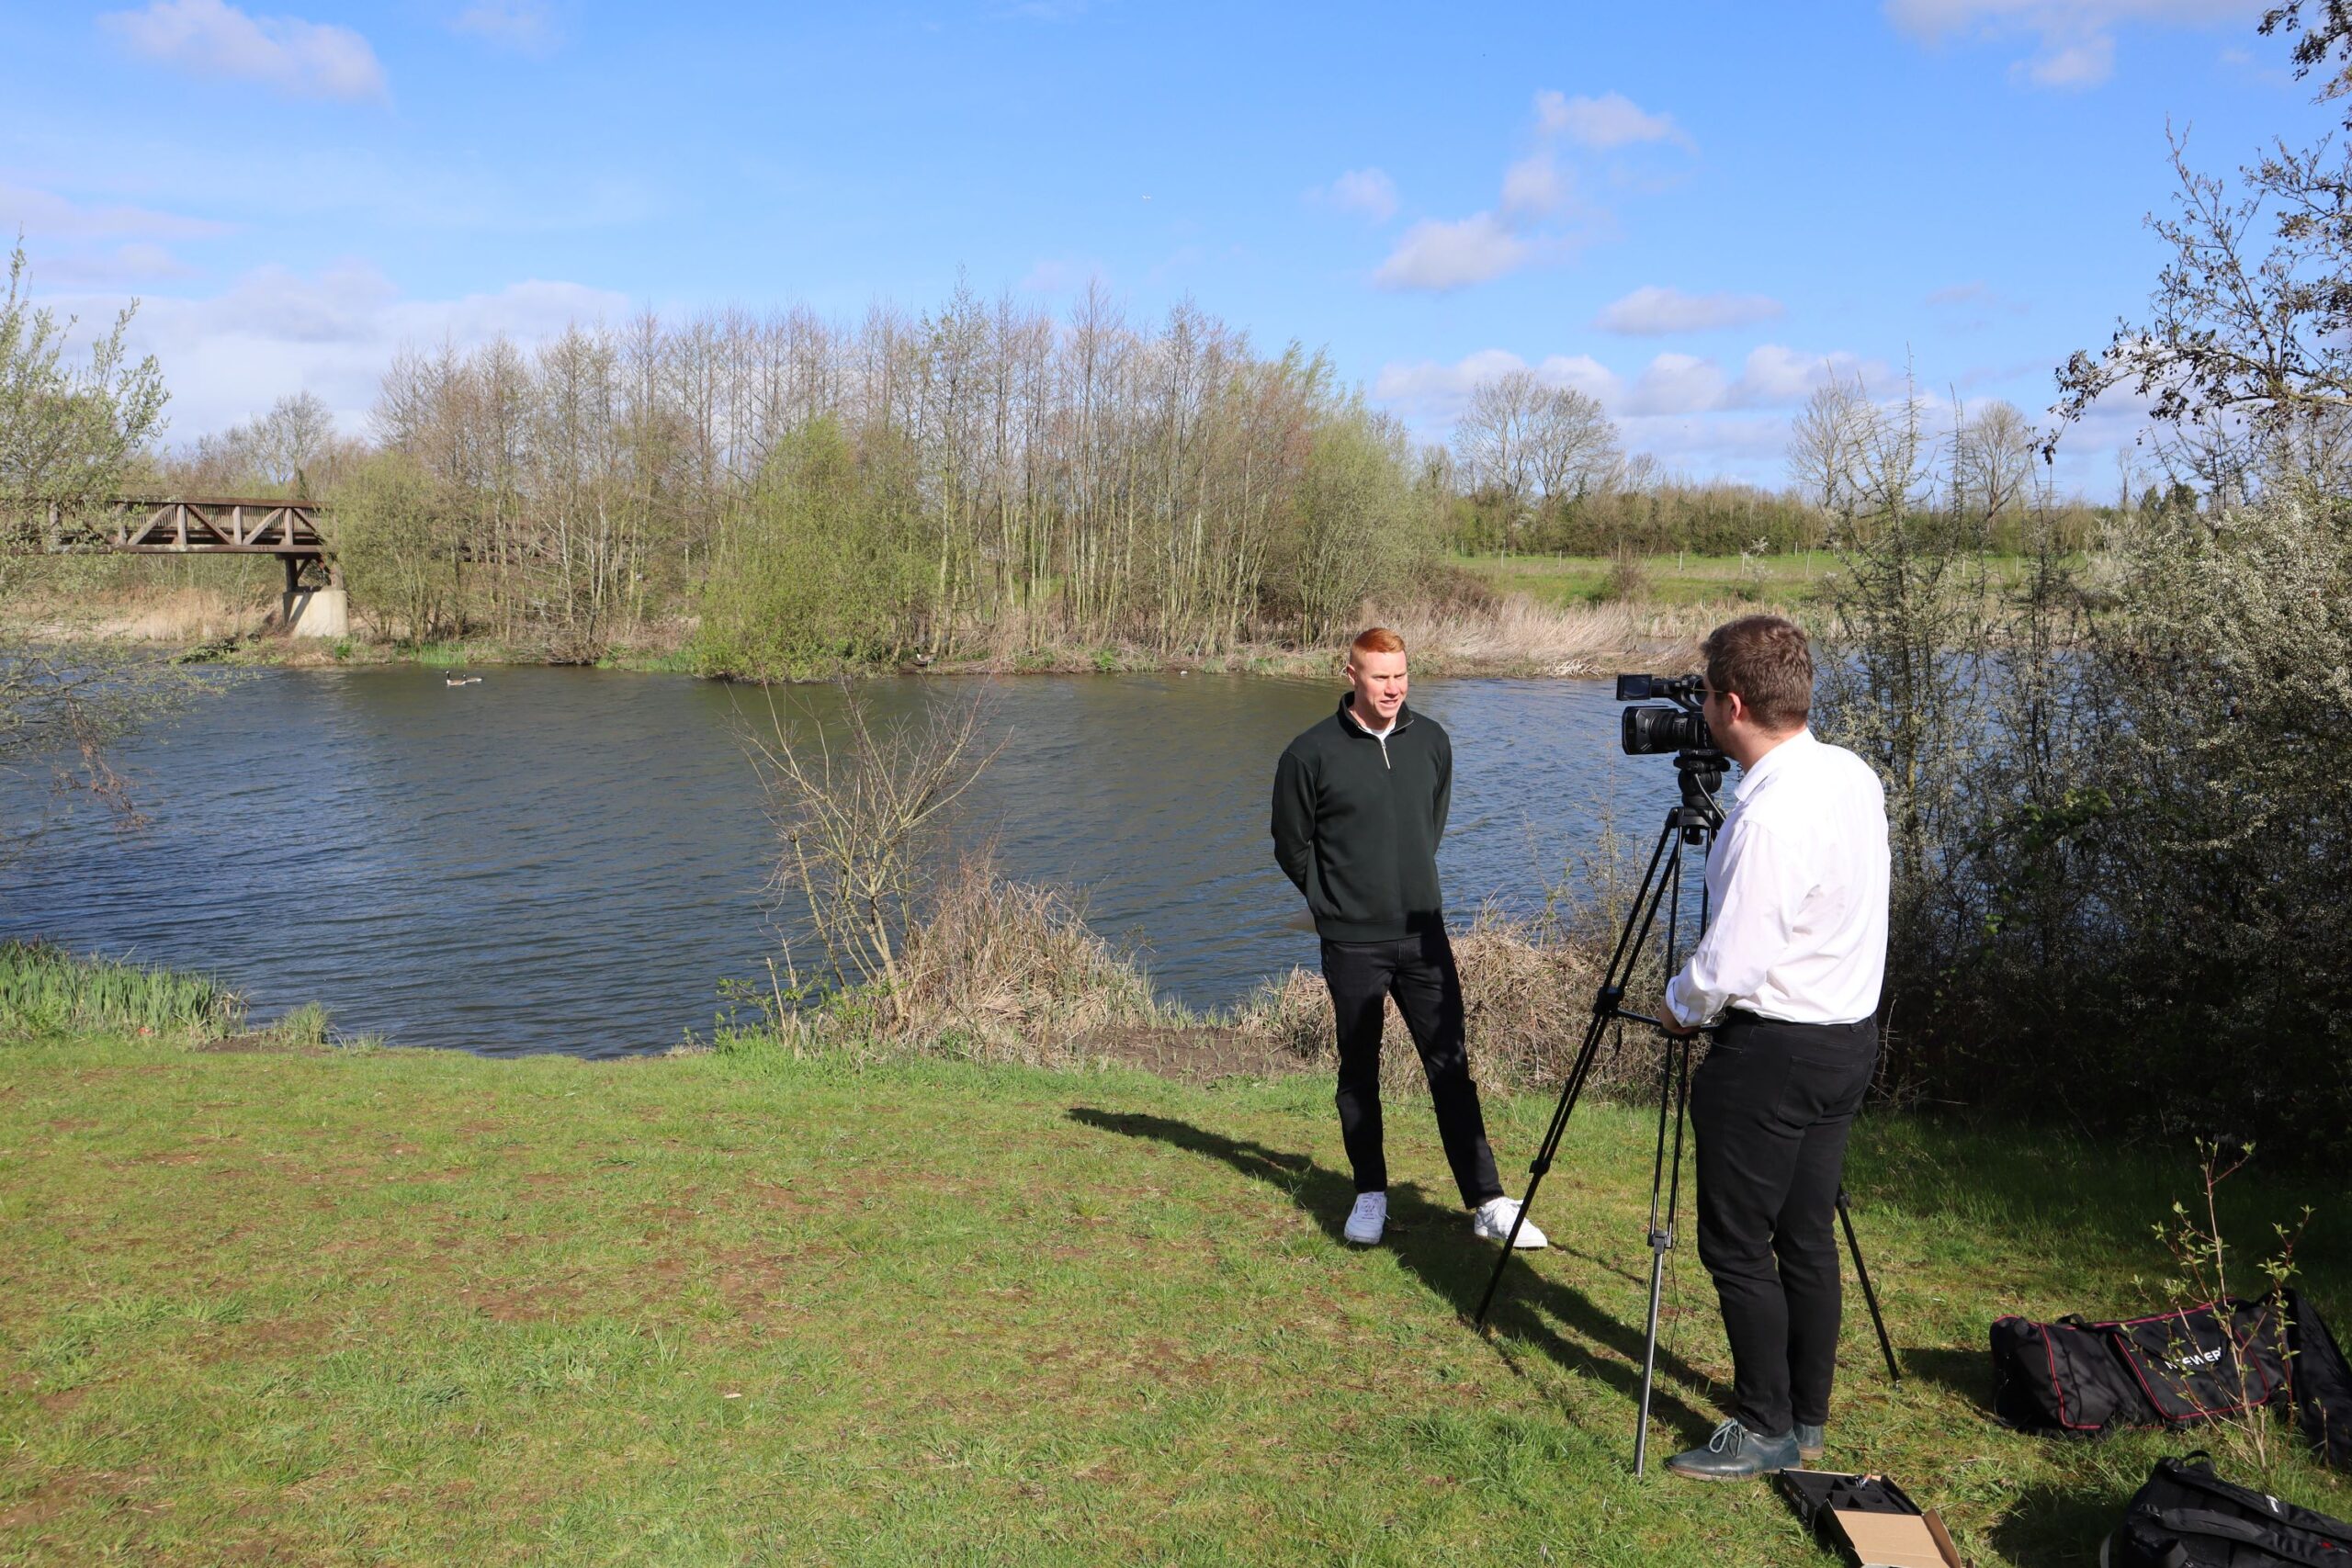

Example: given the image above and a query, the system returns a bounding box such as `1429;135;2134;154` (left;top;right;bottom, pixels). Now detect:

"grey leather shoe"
1665;1419;1802;1481
1794;1422;1825;1460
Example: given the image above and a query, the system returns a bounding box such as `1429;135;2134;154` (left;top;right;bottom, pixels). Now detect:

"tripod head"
1672;749;1728;841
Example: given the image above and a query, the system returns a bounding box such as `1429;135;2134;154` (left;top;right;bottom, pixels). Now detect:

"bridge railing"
1;497;327;557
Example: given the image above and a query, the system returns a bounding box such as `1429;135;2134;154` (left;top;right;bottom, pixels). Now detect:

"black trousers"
1690;1010;1878;1436
1320;928;1503;1209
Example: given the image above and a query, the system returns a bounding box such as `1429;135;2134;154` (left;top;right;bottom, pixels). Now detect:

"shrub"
0;941;243;1038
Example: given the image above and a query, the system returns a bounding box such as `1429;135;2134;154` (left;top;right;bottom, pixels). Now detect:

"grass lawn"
1456;552;1839;611
3;1032;2346;1565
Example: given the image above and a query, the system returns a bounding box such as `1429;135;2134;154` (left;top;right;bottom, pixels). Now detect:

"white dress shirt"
1664;728;1890;1028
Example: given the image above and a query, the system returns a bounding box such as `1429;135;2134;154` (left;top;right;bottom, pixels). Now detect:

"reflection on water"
1;667;1658;1056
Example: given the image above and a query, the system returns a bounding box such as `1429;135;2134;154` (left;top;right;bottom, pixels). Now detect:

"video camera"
1615;673;1713;757
1615;673;1728;836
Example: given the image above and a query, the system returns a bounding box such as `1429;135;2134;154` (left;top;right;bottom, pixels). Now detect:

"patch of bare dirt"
458;1281;580;1322
195;1316;328;1366
193;1033;324;1056
1066;1026;1317;1084
0;1471;97;1530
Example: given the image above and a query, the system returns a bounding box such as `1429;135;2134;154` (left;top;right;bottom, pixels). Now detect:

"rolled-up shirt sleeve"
1666;817;1807;1027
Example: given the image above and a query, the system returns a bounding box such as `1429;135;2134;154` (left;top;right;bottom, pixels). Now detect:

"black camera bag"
2105;1454;2352;1567
1993;1312;2151;1435
1992;1297;2290;1437
2285;1289;2352;1472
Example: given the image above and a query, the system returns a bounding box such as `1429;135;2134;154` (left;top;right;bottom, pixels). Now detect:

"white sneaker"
1474;1196;1548;1249
1343;1191;1387;1246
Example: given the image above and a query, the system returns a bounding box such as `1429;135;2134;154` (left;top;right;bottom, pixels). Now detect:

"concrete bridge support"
279;553;348;638
281;588;350;637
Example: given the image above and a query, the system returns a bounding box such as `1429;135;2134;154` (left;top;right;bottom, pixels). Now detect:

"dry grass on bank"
886;857;1172;1054
723;863;1646;1098
735;858;1193;1070
1;585;266;644
6;564;1726;679
1237;908;1665;1101
928;590;1707;679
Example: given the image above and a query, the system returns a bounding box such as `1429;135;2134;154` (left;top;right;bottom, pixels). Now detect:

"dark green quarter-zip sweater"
1271;694;1453;942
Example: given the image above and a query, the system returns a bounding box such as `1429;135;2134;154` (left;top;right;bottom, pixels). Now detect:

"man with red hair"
1271;627;1544;1251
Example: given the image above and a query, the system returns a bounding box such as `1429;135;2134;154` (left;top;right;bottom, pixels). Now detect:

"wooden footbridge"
48;497;335;592
11;496;345;634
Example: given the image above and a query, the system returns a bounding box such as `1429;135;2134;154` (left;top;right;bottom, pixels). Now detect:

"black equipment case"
1992;1296;2290;1438
1992;1290;2352;1476
2104;1454;2352;1566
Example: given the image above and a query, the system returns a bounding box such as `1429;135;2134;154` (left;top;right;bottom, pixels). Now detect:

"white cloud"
1372;89;1679;293
44;262;629;436
1623;344;1893;416
23;243;199;288
1595;285;1784;334
453;0;559;54
1628;353;1731;415
1017;255;1108;294
1617;412;1798;477
1373;343;1883;429
1373;213;1532;291
1533;90;1690;149
0;184;232;243
1499;152;1569;218
1883;0;2256;88
1374;349;1621;427
1314;167;1399;222
1727;344;1885;407
100;0;390;102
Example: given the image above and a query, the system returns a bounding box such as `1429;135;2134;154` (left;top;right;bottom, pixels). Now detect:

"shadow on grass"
1984;1479;2134;1568
1845;1115;2351;1306
1067;1104;1724;1449
1902;1346;1999;1419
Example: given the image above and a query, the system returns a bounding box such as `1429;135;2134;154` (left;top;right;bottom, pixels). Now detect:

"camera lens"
1621;705;1706;756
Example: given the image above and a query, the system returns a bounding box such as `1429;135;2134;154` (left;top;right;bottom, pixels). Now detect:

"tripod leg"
1473;814;1686;1330
1471;1004;1608;1326
1837;1189;1901;1384
1633;1028;1694;1475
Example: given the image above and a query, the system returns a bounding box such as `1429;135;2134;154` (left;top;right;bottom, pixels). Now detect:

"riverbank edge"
15;622;1718;682
3;584;1750;682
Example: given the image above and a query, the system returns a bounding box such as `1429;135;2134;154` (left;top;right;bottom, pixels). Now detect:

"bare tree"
0;240;166;529
1;238;198;847
1788;377;1871;518
1531;384;1621;502
2052;90;2352;470
1951;400;2038;534
1453;369;1623;547
1453;368;1543;512
746;684;1004;1012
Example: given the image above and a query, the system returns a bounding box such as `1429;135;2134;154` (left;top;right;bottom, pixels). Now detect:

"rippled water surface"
3;667;1660;1055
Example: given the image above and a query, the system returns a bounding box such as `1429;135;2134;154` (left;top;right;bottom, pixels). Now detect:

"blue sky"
2;0;2325;491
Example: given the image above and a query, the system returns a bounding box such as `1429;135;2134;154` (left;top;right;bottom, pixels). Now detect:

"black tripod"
1471;749;1900;1475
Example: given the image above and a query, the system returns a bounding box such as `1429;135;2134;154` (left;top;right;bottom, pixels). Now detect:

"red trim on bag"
1998;1314;2109;1432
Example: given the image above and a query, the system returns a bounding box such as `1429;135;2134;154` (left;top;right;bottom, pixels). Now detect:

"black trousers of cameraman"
1321;926;1504;1209
1691;1010;1878;1438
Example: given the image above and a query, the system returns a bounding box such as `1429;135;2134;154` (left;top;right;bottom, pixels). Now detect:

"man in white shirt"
1656;615;1890;1483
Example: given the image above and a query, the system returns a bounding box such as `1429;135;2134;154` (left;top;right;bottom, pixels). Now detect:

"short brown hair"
1351;626;1406;657
1702;615;1813;732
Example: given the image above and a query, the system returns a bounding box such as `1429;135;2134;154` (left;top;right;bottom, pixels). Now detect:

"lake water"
2;667;1667;1056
